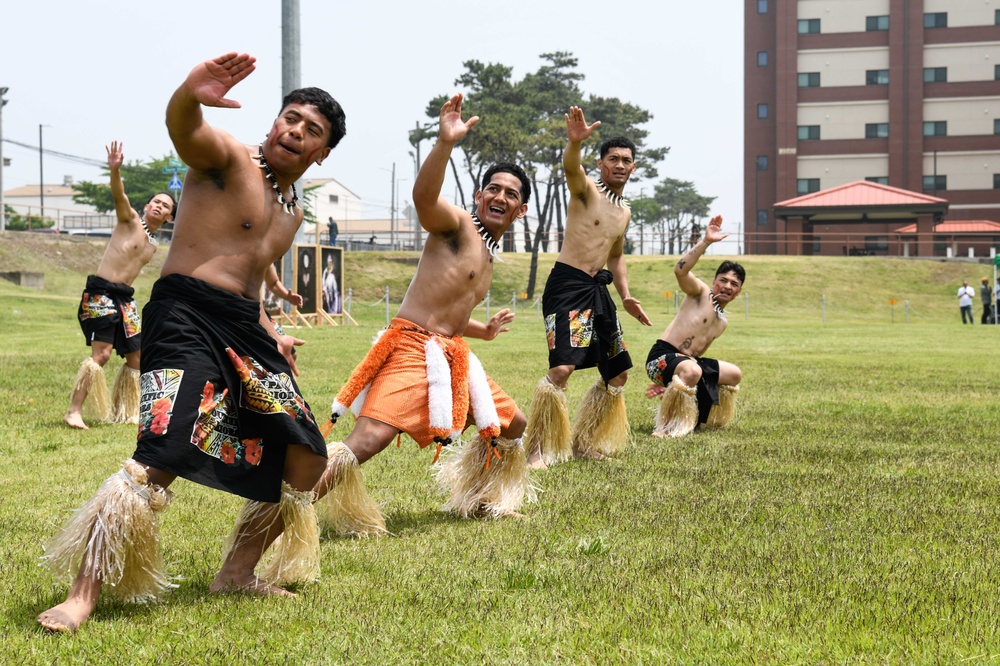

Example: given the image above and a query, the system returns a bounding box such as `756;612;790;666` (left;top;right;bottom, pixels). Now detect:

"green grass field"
2;233;999;664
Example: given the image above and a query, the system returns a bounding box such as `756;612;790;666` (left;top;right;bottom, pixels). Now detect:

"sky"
0;1;744;241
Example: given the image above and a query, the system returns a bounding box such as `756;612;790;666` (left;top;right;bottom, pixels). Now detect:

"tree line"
71;52;713;297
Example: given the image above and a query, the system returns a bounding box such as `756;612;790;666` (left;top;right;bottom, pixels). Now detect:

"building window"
797;125;821;140
865;123;889;139
328;194;339;204
865;236;889;253
996;9;1000;25
995;119;1000;135
866;15;889;31
797;72;821;88
865;69;889;85
993;174;1000;189
757;103;769;119
923;67;947;83
923;121;947;137
798;19;820;34
924;12;947;28
757;210;768;225
922;175;946;192
757;51;768;67
865;177;889;185
756;155;769;171
797;178;820;194
995;64;1000;80
757;0;768;14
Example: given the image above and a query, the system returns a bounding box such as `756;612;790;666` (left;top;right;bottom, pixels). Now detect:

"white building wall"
925;151;1000;190
798;0;890;33
799;47;890;87
798;154;890;188
924;43;1000;83
923;0;994;27
799;101;890;140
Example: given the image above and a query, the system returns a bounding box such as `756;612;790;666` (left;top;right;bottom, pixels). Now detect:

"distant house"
4;178;105;230
301;178;363;227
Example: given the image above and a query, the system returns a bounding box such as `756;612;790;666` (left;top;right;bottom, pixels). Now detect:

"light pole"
0;87;8;232
390;162;395;248
39;124;45;223
408;149;422;250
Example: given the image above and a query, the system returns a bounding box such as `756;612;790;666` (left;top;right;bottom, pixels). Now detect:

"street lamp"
39;124;46;223
0;87;8;232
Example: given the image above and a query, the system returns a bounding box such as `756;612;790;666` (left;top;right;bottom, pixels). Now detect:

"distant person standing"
65;141;176;429
327;216;338;246
981;277;994;324
958;280;975;324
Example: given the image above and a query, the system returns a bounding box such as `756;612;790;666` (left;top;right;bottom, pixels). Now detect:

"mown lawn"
1;237;999;664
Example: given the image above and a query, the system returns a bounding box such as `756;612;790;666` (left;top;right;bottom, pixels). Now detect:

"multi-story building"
745;0;1000;256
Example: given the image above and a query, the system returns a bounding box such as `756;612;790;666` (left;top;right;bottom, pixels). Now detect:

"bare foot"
63;412;89;430
650;430;666;439
210;575;295;598
37;598;95;633
573;448;608;461
526;452;548;470
645;383;666;399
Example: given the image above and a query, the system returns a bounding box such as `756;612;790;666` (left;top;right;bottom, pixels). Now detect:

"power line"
1;138;105;167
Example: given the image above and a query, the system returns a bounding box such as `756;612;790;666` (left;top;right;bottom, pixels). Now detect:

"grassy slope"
1;232;999;664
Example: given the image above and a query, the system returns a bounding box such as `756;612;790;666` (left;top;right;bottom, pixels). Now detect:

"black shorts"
76;275;142;357
645;339;720;424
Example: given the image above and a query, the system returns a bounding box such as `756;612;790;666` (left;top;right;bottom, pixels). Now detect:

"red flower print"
220;443;237;465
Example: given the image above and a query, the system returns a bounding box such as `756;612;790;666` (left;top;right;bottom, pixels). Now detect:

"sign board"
162;159;188;174
994;255;1000;267
167;173;183;191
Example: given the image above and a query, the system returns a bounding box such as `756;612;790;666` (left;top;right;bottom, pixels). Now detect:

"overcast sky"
1;1;744;233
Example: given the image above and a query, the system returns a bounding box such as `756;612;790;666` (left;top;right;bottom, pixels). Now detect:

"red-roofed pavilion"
773;181;949;257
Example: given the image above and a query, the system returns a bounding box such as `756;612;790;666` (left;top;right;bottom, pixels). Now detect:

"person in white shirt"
957;280;975;324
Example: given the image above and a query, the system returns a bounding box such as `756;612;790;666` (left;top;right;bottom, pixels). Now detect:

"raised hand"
185;52;257;109
484;308;515;340
704;215;728;244
565;106;600;143
438;93;479;144
106;141;124;170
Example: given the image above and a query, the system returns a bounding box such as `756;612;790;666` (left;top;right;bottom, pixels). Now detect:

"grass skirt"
42;459;174;602
73;357;110;422
315;441;387;537
705;384;740;429
571;380;629;456
653;376;698;438
109;365;140;424
524;377;573;465
435;436;536;518
223;482;320;587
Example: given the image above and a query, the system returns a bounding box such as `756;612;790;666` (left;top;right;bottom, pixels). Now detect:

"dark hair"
281;87;347;149
482;161;531;205
715;260;746;285
599;136;636;160
146;192;177;217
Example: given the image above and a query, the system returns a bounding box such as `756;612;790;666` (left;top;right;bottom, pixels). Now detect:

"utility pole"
0;87;8;232
39;124;45;224
390;162;396;248
281;0;301;289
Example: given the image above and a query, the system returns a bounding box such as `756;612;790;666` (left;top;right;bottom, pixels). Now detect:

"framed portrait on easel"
320;245;343;317
294;245;320;315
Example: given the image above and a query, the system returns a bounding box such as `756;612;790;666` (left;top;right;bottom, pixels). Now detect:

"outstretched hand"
285;291;304;308
565;106;600;143
185;52;257;109
106;141;124;170
705;215;728;244
483;308;515;340
439;93;479;144
277;334;305;376
623;296;652;326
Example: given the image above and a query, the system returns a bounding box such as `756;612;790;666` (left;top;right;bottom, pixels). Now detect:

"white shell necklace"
256;144;298;214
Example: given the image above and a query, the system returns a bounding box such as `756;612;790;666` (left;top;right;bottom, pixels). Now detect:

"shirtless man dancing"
524;106;651;469
645;215;744;437
38;52;345;632
315;93;533;534
65;142;175;429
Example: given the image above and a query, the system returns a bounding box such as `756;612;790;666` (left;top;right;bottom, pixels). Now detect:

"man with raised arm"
38;52;346;633
524;106;652;469
315;93;533;534
645;216;744;438
64;141;175;430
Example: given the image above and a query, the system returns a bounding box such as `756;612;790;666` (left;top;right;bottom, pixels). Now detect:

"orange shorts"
357;322;517;447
